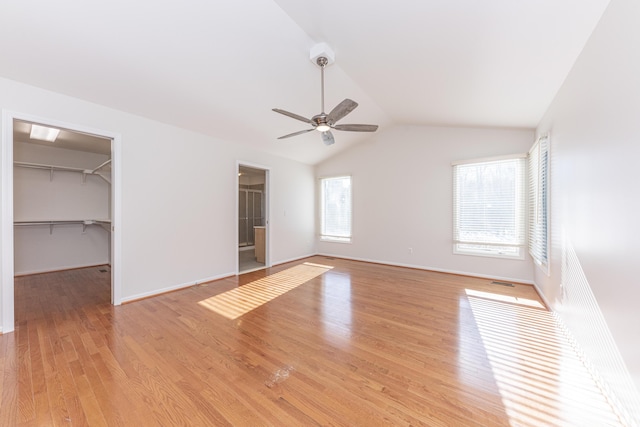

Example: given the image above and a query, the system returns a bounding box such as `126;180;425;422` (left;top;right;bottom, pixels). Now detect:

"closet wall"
13;140;111;275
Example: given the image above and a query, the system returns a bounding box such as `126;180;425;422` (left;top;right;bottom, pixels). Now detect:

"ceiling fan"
273;56;378;146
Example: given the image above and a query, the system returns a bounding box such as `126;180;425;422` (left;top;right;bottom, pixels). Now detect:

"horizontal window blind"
528;136;549;265
453;156;526;257
320;176;352;242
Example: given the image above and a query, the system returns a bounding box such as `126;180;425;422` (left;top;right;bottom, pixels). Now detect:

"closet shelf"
14;220;112;234
14;160;112;184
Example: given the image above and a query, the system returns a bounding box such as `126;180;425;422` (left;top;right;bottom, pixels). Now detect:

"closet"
12;120;112;275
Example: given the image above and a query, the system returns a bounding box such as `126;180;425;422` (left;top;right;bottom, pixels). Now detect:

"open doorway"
238;165;268;273
1;112;121;333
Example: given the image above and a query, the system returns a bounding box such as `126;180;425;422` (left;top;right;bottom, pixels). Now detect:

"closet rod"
14;160;112;184
90;159;111;174
14;161;85;173
14;220;112;234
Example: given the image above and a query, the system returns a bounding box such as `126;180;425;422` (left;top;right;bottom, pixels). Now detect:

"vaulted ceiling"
0;0;610;164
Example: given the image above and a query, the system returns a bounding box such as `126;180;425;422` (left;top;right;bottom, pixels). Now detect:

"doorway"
1;111;122;333
238;164;268;273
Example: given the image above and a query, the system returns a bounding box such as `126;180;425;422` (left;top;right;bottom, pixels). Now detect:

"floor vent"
324;257;335;260
99;269;108;273
491;280;514;287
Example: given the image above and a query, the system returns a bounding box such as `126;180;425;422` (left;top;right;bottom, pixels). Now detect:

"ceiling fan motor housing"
312;113;331;131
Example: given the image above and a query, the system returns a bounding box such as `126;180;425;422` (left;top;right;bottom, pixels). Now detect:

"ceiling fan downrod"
317;56;328;114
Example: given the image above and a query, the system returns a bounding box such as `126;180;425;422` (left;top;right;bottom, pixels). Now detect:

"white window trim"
528;135;550;275
319;175;353;243
452;154;527;260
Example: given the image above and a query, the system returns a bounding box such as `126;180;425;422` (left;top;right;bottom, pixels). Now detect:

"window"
453;155;526;258
528;136;549;267
320;176;352;242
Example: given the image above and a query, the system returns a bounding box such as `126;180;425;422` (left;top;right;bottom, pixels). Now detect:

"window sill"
320;237;352;244
453;248;525;261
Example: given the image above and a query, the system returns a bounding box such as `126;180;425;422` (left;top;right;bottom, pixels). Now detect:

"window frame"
528;135;550;272
452;154;527;260
319;175;353;243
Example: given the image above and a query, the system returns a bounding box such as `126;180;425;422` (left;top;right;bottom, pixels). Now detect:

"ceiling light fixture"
272;43;378;144
30;124;60;142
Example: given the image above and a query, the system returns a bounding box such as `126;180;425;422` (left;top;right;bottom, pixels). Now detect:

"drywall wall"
0;76;316;329
536;0;640;419
315;124;535;284
13;142;111;274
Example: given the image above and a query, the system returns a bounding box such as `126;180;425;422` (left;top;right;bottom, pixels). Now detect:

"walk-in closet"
12;119;112;280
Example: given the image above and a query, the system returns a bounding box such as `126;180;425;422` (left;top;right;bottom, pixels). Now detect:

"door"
237;164;268;273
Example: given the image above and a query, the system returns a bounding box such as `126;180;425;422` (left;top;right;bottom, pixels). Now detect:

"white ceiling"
0;0;610;164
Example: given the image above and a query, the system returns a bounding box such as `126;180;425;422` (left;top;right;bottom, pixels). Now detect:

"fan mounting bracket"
310;42;335;66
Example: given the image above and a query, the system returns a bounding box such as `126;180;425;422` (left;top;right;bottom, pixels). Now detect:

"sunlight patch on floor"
465;288;545;308
466;290;624;426
199;262;333;319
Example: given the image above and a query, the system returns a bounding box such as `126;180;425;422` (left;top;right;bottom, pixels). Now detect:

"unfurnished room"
1;0;640;425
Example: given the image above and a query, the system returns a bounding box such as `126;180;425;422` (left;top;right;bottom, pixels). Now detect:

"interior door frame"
1;110;122;333
236;161;270;274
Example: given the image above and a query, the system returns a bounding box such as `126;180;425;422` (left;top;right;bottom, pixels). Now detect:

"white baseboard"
14;262;110;277
121;253;314;304
315;253;535;285
272;253;317;267
531;281;553;309
121;271;235;304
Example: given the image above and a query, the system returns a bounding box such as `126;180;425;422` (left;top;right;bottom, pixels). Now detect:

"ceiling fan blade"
327;99;358;123
277;128;315;139
333;124;379;132
321;131;335;146
272;108;314;125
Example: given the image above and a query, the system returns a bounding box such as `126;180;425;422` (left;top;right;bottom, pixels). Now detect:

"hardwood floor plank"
28;323;51;426
1;259;627;426
16;322;36;423
0;332;18;426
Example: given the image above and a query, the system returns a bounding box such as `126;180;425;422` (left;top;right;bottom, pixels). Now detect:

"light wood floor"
1;256;625;426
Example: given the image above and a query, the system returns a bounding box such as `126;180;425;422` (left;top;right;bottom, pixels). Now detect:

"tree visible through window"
453;156;526;258
320;176;352;242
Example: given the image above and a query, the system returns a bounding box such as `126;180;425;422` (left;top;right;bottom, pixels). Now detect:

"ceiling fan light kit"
273;43;378;145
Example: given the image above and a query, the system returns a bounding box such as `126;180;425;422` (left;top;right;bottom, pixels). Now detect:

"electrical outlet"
408;247;413;254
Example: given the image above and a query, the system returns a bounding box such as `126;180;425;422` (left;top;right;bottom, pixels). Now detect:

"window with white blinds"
528;136;549;266
320;176;352;242
453;156;526;258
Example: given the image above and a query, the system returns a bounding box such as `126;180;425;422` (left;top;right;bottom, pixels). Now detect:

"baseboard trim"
121;271;235;304
272;253;317;267
531;281;553;310
315;253;535;285
14;263;111;277
121;254;316;305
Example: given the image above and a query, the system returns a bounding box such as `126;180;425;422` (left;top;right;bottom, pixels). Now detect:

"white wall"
13;142;111;274
316;125;535;283
535;0;640;419
0;76;316;324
